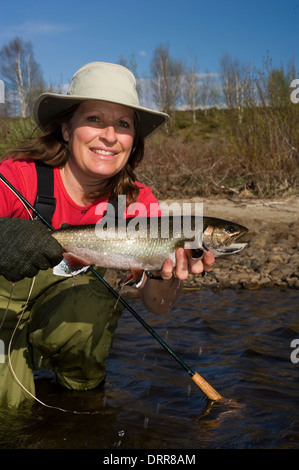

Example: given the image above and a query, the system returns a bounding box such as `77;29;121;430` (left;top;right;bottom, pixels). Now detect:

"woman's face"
61;100;135;182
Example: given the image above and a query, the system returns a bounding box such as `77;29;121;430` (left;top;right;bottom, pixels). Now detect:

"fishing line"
0;171;223;402
7;278;99;414
0;177;34;221
0;173;102;414
0;172;53;229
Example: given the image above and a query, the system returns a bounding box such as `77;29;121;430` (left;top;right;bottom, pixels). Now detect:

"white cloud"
0;21;73;39
20;21;72;34
139;51;146;57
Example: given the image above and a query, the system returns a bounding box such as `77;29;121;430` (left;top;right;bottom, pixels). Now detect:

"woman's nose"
100;124;117;142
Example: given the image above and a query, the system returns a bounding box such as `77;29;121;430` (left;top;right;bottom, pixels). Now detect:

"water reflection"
0;288;298;449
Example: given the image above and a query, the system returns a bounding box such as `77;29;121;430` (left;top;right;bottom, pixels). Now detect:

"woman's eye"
86;116;132;129
87;115;99;122
118;120;130;128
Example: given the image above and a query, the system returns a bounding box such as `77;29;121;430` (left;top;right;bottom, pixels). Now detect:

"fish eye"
225;225;237;234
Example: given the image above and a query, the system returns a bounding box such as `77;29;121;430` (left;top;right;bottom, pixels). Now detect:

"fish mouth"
220;242;248;254
205;230;249;256
222;231;248;254
224;229;248;247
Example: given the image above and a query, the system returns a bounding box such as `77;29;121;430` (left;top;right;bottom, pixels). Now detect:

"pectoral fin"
63;253;91;271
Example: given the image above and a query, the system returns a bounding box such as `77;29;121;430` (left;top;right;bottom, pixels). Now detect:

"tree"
219;52;247;123
0;37;45;117
198;72;220;116
180;51;221;121
118;53;141;96
150;44;183;115
183;56;200;123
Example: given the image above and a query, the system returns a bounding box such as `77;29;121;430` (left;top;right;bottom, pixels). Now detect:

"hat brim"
34;93;169;139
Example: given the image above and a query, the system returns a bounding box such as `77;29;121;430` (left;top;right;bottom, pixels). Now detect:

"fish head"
202;218;248;256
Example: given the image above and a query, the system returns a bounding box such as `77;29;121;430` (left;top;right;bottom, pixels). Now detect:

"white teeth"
92;149;116;156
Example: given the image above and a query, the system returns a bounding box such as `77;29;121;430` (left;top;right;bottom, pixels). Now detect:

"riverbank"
104;195;299;294
183;194;299;290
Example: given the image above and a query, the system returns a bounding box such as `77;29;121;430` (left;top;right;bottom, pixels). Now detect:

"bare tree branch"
0;36;45;117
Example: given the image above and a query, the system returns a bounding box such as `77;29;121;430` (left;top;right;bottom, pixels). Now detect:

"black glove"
0;218;64;282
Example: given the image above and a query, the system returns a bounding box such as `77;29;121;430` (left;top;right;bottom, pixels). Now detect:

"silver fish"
52;216;248;272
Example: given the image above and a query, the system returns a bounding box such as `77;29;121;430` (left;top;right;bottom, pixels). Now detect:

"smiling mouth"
91;148;117;157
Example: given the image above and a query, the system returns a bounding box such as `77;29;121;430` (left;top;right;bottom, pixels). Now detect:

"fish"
51;215;248;273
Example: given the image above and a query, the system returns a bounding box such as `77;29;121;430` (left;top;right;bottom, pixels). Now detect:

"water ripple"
0;288;298;449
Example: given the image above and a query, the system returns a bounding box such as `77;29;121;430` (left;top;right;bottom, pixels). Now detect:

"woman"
0;62;214;408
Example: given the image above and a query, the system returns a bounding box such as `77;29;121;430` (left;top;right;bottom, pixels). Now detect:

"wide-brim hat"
34;62;169;139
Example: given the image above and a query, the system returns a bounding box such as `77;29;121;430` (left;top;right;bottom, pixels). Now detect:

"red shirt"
0;158;161;229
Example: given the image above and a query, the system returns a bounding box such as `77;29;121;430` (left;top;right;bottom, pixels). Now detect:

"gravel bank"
104;195;299;293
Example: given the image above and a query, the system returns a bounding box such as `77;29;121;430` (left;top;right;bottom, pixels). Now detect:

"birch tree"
184;60;200;123
150;44;183;115
118;53;141;96
220;53;246;123
0;37;45;117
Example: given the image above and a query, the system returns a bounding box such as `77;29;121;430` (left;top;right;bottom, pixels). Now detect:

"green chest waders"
0;163;123;408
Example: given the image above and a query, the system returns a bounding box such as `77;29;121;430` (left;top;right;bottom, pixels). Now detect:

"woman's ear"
61;123;69;142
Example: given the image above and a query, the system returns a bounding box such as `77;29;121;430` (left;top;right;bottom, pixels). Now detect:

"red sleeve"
0;158;37;219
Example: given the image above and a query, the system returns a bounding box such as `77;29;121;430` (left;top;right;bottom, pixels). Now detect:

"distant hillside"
137;108;299;199
1;107;299;198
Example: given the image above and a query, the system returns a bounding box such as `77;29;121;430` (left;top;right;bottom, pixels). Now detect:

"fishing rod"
0;172;222;402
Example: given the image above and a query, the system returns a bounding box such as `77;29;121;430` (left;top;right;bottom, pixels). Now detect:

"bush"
137;106;299;198
0;117;37;156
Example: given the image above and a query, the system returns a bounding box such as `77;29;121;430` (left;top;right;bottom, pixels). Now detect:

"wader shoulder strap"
34;161;56;224
34;162;121;224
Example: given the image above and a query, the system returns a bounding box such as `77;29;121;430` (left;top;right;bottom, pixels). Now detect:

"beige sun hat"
34;61;169;139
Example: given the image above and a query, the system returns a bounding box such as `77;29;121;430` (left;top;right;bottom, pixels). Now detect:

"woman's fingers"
175;248;215;280
202;250;215;272
159;249;216;281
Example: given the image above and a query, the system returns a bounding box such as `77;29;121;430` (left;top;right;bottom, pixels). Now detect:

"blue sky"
0;0;298;88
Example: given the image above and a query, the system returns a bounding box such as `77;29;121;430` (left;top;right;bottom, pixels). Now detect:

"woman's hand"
0;218;64;282
160;248;215;280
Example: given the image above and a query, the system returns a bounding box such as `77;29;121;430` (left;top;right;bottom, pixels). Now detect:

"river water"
0;287;298;450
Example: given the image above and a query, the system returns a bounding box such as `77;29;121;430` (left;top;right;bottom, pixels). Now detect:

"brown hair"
9;104;145;205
